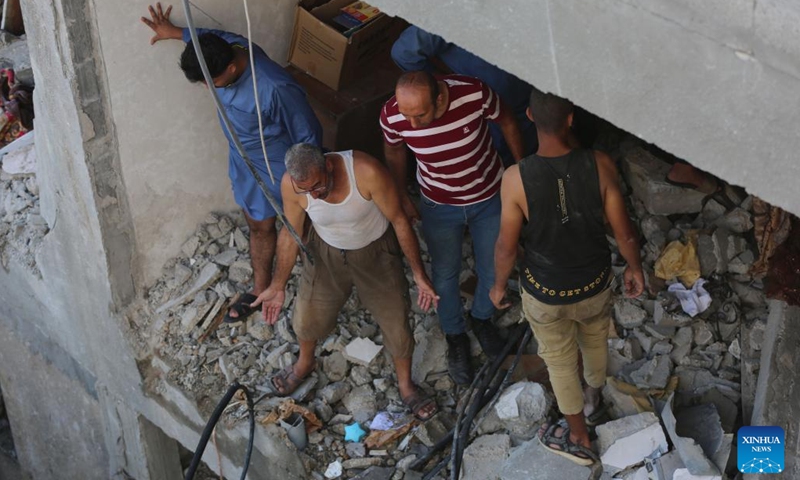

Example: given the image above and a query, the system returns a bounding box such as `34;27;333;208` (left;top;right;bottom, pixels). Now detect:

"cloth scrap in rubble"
369;411;410;431
655;238;701;288
668;278;712;317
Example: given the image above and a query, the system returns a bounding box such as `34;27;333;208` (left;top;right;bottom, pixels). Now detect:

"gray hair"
285;143;326;182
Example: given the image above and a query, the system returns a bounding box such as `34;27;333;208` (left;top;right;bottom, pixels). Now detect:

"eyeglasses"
291;170;330;195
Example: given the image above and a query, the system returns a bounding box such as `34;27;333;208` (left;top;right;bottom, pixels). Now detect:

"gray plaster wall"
96;0;297;287
371;0;800;216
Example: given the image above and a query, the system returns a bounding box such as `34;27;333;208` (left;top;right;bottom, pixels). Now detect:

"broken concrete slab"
659;395;721;476
630;355;673;389
1;142;35;178
621;148;705;215
322;352;349;382
414;414;452;448
714;207;753;234
343;337;383;367
614;298;647;329
156;263;221;313
500;435;591;480
411;322;447;384
671;468;722;480
597;412;668;473
342;386;377;424
227;260;253;284
494;382;549;422
460;434;511;480
602;379;642;419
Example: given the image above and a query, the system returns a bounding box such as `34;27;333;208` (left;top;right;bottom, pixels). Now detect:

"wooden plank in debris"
197;296;234;343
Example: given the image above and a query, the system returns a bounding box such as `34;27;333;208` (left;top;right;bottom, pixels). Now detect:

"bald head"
395;71;442;128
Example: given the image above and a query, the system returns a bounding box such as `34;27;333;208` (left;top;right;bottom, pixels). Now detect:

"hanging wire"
242;0;275;185
180;0;313;264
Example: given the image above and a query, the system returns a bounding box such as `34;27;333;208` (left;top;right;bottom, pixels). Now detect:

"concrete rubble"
125;131;762;479
0;133;47;276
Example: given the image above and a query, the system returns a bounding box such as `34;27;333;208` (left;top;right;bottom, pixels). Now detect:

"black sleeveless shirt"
519;149;611;305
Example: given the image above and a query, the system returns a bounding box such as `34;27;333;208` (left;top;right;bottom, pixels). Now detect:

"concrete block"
596;412;668;472
322;352;349;382
621;148;705;215
343;337;383;367
156;262;221;313
500;436;591;480
342;386;377;424
460;434;511;480
411;322;447;384
602;380;641;420
494;382;548;422
630;355;673;389
614;298;647;329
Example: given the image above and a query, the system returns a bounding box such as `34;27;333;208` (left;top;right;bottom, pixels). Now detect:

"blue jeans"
419;193;501;335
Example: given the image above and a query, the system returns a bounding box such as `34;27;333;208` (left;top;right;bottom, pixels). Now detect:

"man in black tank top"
490;90;644;465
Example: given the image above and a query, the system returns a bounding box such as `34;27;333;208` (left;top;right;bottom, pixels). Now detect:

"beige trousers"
521;287;612;415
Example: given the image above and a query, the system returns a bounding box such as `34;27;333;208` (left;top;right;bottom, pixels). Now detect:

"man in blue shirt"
142;3;322;322
391;25;537;166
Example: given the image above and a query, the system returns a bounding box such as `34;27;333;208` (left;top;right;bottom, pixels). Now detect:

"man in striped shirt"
381;71;524;385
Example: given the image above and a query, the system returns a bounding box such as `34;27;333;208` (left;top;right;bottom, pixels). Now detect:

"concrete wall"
751;300;800;479
371;0;800;216
96;0;297;287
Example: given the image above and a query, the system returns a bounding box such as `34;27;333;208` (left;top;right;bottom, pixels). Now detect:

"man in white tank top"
251;144;440;421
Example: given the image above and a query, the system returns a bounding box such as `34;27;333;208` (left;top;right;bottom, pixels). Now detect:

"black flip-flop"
223;293;259;324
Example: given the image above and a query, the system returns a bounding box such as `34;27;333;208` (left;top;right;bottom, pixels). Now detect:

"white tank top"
305;151;389;250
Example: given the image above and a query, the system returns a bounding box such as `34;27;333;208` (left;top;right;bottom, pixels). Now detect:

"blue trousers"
419;193;501;335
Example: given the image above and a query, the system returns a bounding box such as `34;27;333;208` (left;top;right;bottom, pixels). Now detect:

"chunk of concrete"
596;412;668;473
714;208;753;234
343;337;383;367
630;355;673;389
415;413;453;447
614;299;647;329
320;381;351;405
460;434;511;480
500;436;591;480
659;395;721;476
411;323;448;384
322;351;349;382
228;260;253;284
342;386;377;424
602;380;642;419
156;263;221;313
0;141;35;177
671;468;721;480
621;148;705;215
353;466;393;479
494;382;548;421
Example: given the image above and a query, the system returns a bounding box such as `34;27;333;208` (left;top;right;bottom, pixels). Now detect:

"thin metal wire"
180;0;313;264
242;0;275;185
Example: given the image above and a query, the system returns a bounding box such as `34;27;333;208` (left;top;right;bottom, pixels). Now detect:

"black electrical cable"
184;382;255;480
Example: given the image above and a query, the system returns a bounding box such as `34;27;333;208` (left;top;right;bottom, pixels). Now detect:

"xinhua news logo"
738;426;784;474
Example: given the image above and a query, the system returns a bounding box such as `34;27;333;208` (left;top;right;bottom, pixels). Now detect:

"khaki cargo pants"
292;227;414;359
521;287;612;415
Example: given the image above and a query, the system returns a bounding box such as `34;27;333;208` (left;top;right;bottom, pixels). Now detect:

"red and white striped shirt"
380;75;505;206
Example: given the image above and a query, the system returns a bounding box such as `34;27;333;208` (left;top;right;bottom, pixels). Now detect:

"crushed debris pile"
135;129;787;479
0;133;44;275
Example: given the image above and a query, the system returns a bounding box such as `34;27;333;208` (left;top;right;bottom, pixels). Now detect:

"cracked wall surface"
371;0;800;216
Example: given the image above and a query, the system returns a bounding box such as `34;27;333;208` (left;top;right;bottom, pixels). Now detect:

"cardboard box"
286;59;400;160
288;0;396;90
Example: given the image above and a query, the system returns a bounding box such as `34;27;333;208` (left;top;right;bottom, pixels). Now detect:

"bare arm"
251;174;307;323
140;3;182;44
596;151;644;297
357;152;438;311
490;166;525;308
383;141;419;221
494;102;525;162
